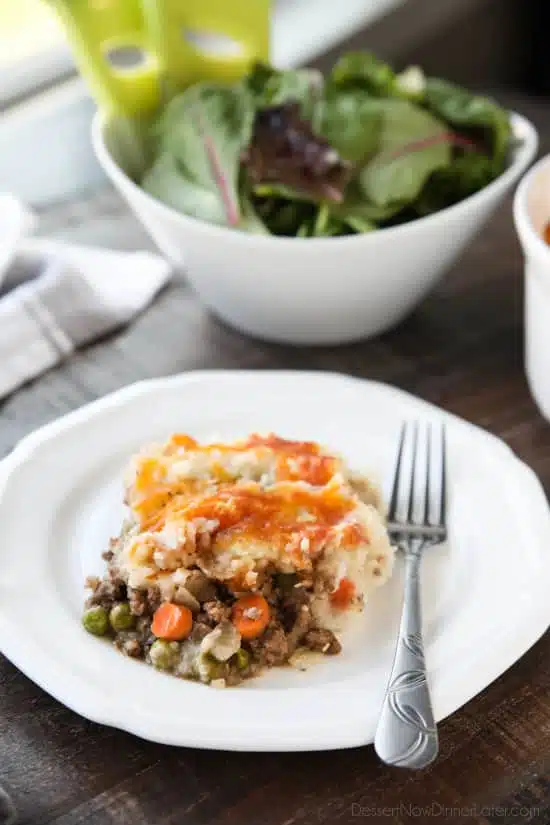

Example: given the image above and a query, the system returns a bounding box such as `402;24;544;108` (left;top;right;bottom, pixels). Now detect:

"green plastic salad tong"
45;0;270;118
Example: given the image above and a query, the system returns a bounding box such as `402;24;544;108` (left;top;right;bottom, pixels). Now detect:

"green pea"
234;648;250;670
196;652;226;683
82;606;109;637
109;602;135;632
149;639;179;670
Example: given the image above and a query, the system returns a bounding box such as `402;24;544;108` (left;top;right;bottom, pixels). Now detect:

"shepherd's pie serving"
83;433;394;686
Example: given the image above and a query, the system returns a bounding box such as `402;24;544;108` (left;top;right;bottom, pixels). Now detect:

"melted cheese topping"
143;479;364;565
118;433;393;601
127;434;345;524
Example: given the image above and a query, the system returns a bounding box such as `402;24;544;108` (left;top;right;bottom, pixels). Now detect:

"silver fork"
374;422;448;769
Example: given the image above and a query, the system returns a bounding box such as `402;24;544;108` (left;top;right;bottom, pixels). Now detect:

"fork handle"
374;545;438;768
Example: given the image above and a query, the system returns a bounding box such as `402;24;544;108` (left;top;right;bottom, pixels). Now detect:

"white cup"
513;156;550;420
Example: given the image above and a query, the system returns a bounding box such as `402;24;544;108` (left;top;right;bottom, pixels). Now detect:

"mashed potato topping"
117;434;393;620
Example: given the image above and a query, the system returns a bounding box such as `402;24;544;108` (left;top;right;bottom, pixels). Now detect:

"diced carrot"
231;594;270;639
330;577;356;609
151;602;193;640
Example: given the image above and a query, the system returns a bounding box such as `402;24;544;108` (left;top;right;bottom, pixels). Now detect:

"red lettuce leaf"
242;103;352;203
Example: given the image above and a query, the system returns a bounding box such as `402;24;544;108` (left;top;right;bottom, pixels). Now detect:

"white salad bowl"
93;112;537;346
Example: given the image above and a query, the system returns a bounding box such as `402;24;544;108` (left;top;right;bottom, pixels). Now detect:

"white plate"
0;371;549;752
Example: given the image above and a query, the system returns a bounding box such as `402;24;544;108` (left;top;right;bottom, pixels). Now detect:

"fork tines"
387;421;448;543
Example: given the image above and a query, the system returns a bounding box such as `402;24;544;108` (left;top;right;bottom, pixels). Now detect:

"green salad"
141;51;513;238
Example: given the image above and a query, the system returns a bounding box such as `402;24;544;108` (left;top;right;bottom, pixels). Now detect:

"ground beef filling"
84;564;342;685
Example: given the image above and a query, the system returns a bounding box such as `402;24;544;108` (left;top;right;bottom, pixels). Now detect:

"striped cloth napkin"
0;239;171;399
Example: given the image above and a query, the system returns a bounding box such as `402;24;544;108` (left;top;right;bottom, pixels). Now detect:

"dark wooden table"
2;93;550;825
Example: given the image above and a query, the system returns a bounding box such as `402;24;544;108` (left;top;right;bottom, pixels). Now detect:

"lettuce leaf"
251;182;384;236
142;153;230;225
246;62;324;123
415;152;496;216
320;92;382;162
242;103;352;203
424;78;511;170
149;83;254;226
358;100;451;208
329;51;397;97
140;50;513;238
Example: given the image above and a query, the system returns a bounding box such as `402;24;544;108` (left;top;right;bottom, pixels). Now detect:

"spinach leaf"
297;220;313;238
245;62;278;98
312;203;330;235
253;182;389;234
329;51;396;97
335;196;401;226
414;152;496;216
253;181;311;202
310;206;353;237
320;92;382;162
359;100;451;208
142;153;229;225
304;204;364;237
239;192;270;234
246;61;324;122
329;53;428;105
152;83;254;225
329;185;398;233
323;217;354;237
342;213;376;234
255;195;316;237
424;78;511;169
